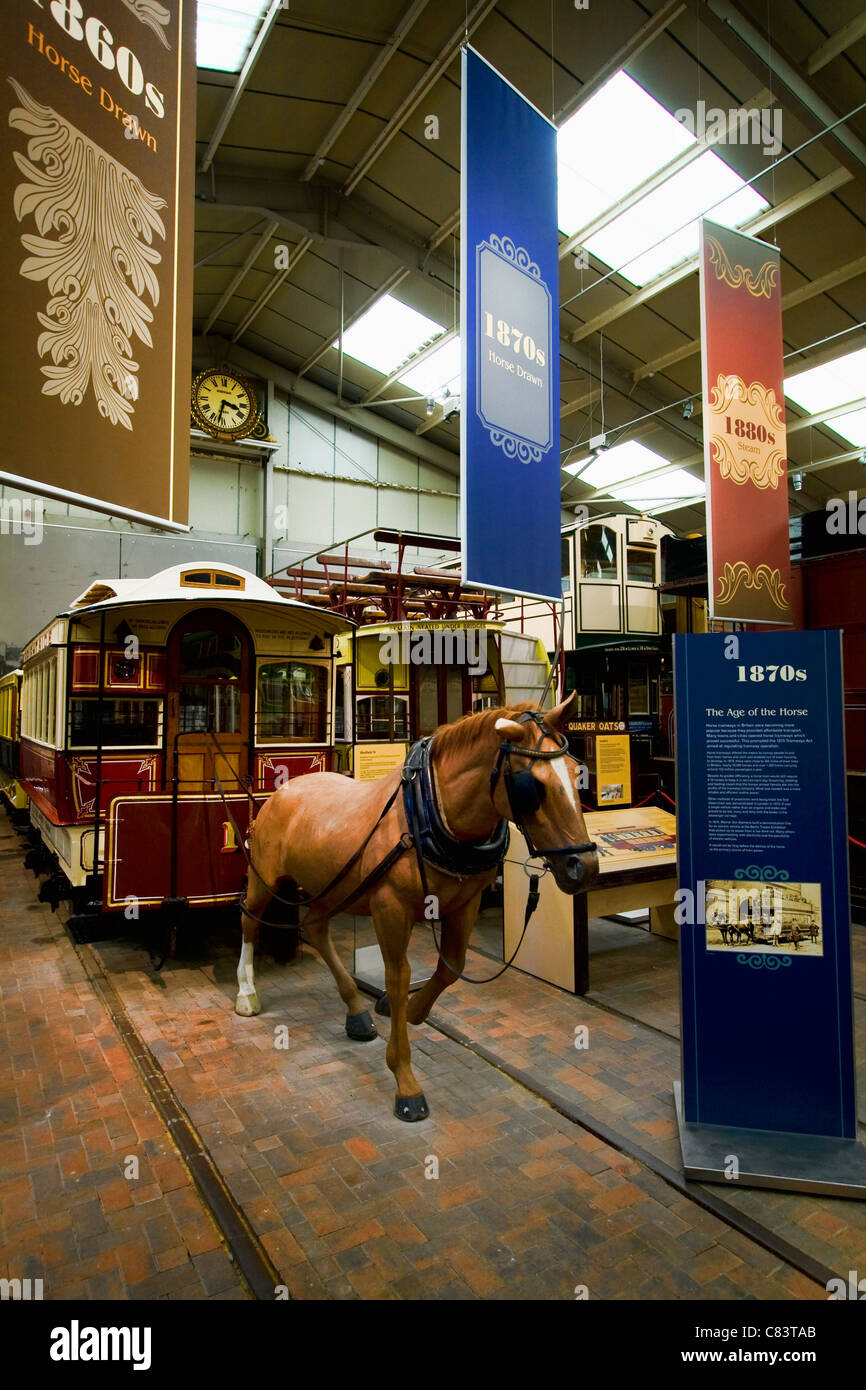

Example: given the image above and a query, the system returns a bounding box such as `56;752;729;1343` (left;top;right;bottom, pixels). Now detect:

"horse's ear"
545;690;576;731
494;717;526;740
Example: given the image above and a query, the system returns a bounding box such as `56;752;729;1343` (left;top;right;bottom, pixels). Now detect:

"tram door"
414;665;469;737
166;611;252;792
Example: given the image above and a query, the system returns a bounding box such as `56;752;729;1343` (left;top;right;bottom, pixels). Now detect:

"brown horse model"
236;694;598;1120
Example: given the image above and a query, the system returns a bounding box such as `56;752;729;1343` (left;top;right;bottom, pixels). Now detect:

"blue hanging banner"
674;631;857;1143
460;47;561;601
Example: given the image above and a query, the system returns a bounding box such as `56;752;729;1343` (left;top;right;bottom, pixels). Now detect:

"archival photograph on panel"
704;880;823;957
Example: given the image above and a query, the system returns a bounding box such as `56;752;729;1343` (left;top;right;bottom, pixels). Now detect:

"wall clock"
191;368;261;441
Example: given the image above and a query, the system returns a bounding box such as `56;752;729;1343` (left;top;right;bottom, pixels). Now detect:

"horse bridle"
489;710;597;861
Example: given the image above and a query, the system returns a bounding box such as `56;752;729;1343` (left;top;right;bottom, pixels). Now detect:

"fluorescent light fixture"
785;346;866;447
563;438;670;485
197;0;270;74
557;71;768;286
399;336;462;399
610;467;705;512
339;296;445;375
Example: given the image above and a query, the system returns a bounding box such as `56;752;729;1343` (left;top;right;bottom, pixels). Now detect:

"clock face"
192;371;256;439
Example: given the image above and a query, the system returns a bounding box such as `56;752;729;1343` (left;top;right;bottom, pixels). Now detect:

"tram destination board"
673;631;866;1195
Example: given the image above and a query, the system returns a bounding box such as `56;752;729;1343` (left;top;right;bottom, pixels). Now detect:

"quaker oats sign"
0;0;195;524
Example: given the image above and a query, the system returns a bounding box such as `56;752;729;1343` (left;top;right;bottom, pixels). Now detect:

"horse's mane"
431;701;542;760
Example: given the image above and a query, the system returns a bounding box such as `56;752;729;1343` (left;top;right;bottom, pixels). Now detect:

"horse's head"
491;693;599;894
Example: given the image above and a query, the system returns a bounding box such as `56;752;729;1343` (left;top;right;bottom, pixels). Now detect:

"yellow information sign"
353;743;408;782
595;734;631;806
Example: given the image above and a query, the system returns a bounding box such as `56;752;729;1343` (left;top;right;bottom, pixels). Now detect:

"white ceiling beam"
362;328;458;404
302;0;432;182
199;0;283;174
231;237;315;344
297;266;410;377
632;252;866;383
707;0;866;175
202;219;279;336
553;0;686;127
806;10;866;75
569;166;852;345
341;0;499;197
560;387;601;420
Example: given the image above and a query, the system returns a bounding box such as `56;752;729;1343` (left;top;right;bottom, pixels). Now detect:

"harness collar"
401;737;509;879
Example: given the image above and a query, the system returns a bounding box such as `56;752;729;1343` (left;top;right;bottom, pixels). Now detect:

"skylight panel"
399;337;462;399
785;347;866;413
785;347;866;447
583;150;768;286
563;439;672;486
557;72;695;236
340;297;446;375
196;0;269;74
610;468;705;512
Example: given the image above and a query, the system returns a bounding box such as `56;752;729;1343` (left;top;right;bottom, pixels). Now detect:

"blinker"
505;767;546;818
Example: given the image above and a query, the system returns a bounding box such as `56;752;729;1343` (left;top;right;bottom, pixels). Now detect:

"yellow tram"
0;668;27;813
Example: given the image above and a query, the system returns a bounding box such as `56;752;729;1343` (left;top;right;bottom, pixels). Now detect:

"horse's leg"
302;915;378;1042
406;893;482;1026
373;898;428;1121
235;887;268;1017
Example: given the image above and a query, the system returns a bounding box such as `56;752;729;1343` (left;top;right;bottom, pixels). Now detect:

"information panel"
460;47;560;600
674;631;856;1138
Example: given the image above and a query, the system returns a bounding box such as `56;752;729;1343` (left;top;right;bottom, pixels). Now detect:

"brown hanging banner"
699;218;792;625
0;0;195;526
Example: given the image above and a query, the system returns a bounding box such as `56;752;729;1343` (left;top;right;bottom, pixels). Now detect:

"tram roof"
62;563;351;635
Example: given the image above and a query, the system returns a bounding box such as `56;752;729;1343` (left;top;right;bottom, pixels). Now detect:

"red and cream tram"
17;563;348;915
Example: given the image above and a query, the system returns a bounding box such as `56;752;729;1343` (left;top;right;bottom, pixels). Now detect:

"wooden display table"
503;808;678;995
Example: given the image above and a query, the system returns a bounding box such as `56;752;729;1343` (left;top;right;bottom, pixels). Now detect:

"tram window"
580;525;617;580
256;662;327;743
355;694;409;741
561;537;572;594
180;682;240;735
69;698;161;747
628;664;650;715
627;547;655;583
179;629;242;680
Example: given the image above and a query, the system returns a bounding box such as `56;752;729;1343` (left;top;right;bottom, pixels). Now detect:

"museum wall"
0;393;458;661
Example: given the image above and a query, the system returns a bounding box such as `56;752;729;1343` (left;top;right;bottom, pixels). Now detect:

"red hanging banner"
699;219;792;624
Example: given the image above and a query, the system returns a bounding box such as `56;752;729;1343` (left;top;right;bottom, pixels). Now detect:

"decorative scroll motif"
736;953;792;970
708;374;786;489
489;429;542;465
118;0;171;48
488;234;541;280
734;864;790;882
716;561;788;611
69;756;158;819
705;234;778;299
8;79;166;431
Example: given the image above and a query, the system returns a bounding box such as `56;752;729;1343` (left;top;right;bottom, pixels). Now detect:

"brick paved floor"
0;815;246;1301
3;807;861;1300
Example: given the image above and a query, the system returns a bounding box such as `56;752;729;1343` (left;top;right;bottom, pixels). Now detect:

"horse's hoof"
394;1093;429;1123
235;992;261;1017
374;993;390;1017
346;1010;378;1042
